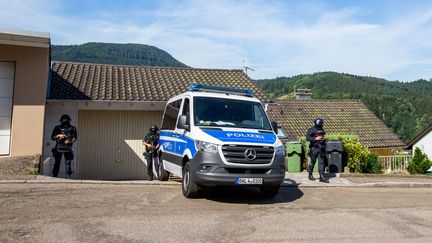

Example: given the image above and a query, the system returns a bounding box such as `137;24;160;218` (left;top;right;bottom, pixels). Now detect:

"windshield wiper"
199;127;222;130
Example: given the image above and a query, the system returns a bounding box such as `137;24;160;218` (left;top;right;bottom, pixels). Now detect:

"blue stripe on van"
159;131;197;158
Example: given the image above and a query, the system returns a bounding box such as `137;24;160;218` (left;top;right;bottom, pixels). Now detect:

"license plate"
235;177;263;185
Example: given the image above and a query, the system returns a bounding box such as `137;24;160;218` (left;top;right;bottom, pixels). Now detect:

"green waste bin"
286;142;302;172
305;142;318;172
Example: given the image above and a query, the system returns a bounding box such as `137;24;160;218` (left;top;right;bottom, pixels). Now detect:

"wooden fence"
378;155;412;174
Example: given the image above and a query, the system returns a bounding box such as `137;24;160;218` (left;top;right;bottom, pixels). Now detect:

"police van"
158;84;285;198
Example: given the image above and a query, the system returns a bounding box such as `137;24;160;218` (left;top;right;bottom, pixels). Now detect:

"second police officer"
51;114;77;179
142;125;160;181
306;118;329;183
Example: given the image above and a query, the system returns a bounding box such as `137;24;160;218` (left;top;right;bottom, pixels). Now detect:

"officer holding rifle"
51;114;77;178
306;118;329;183
142;125;160;181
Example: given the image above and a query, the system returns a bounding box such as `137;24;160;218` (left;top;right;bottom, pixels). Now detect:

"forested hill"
257;72;432;142
51;43;188;68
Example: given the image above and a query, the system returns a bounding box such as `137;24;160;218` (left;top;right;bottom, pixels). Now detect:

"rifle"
314;130;326;142
149;134;155;155
55;128;74;152
314;130;327;155
144;134;157;156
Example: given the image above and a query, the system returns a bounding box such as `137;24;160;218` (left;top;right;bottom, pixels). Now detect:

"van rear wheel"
182;162;200;198
158;155;169;181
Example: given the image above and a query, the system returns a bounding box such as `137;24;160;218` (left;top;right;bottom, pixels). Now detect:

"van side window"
177;98;190;129
162;99;181;130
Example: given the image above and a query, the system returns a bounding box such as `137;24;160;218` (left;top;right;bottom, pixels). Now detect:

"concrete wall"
0;44;49;157
413;132;432;160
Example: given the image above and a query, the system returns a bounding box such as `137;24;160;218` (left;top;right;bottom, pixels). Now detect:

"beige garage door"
78;110;163;180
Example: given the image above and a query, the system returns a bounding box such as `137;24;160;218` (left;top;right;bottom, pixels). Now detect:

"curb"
281;182;432;188
354;182;432;188
2;180;432;188
0;179;180;186
0;180;26;184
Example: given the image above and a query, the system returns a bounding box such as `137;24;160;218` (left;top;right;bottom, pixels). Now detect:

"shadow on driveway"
200;185;303;204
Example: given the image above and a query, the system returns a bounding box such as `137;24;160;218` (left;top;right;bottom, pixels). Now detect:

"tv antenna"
242;60;255;75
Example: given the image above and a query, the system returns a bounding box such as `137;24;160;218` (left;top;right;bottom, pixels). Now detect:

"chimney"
295;88;312;100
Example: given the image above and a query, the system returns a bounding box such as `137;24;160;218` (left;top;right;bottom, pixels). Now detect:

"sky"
1;0;432;81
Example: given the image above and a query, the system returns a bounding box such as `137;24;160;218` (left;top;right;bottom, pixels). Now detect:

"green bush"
408;147;432;174
342;137;369;173
362;154;383;174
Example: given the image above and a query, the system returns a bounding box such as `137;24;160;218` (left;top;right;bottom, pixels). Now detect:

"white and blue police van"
158;84;285;198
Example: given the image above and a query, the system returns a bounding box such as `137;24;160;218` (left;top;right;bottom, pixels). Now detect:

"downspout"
40;41;52;174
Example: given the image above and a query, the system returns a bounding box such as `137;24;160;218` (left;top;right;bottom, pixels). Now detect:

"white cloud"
0;0;431;81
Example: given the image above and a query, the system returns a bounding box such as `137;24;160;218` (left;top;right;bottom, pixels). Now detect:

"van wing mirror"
271;121;278;134
178;115;190;131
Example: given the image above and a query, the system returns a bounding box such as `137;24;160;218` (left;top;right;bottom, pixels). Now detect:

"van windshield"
193;97;272;130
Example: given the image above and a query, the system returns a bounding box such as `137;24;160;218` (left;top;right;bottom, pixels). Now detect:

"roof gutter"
46;99;167;110
0;28;50;48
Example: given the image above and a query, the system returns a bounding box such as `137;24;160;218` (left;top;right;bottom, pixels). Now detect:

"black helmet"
60;114;71;122
149;124;159;132
314;118;324;128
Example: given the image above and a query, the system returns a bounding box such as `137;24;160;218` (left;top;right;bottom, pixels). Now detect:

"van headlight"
196;141;218;153
275;145;285;155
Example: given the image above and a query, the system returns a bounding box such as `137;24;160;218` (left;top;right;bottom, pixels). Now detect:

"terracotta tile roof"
267;99;405;149
49;61;271;103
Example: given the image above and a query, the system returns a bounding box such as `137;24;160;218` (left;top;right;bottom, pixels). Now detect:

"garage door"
0;62;14;155
77;110;163;180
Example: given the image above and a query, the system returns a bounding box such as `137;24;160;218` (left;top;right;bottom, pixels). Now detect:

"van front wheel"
182;162;200;198
158;156;170;181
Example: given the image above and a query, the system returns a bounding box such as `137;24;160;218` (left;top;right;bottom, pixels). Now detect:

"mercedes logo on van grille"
244;148;257;160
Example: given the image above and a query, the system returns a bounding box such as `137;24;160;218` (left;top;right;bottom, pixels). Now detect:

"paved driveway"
1;184;432;242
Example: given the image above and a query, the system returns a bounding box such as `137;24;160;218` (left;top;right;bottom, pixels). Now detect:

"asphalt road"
1;184;432;242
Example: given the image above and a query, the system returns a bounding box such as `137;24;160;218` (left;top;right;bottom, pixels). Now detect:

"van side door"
160;99;182;164
174;97;191;157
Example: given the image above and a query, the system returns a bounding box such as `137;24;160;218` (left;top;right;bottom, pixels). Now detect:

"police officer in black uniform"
306;118;329;183
142;125;160;181
51;114;77;178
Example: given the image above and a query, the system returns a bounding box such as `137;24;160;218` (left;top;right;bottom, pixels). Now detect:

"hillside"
257;72;432;142
51;43;188;68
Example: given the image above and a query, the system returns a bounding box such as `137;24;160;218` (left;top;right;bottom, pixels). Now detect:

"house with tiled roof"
407;122;432;160
267;99;405;155
42;61;270;179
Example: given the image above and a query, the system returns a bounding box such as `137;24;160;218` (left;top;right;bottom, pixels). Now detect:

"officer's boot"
66;166;72;179
308;172;315;181
319;173;329;183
